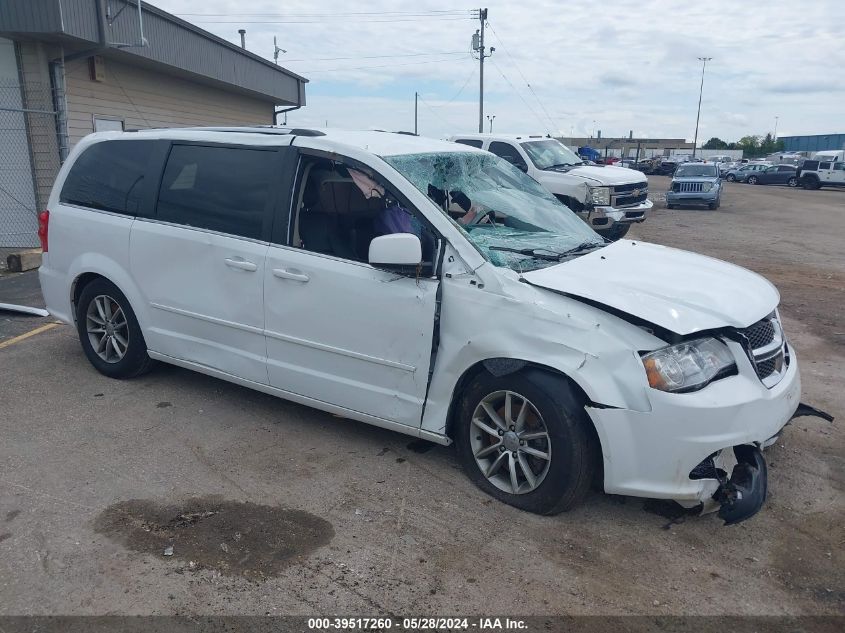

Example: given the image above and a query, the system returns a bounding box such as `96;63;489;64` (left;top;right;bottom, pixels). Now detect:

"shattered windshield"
520;140;583;169
384;151;603;272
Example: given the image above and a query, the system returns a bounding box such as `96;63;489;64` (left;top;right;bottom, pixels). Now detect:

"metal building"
779;134;845;154
0;0;308;247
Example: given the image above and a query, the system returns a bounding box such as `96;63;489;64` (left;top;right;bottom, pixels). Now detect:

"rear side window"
156;145;274;240
454;139;483;148
60;140;154;215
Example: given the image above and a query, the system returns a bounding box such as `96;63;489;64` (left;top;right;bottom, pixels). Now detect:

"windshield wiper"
544;163;578;170
556;241;606;257
488;246;563;261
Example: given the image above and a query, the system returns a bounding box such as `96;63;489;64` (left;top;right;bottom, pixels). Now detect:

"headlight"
641;338;735;392
588;185;612;206
701;182;713;192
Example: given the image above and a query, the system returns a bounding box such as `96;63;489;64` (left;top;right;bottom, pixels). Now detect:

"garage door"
0;37;38;247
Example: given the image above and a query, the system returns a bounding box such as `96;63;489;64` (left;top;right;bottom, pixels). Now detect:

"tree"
702;137;728;150
736;135;761;156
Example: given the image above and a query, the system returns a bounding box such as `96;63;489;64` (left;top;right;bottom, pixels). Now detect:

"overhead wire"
486;20;560;133
300;53;469;74
488;57;552;133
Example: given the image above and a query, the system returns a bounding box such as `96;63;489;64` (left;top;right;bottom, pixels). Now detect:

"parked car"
744;164;798;187
450;134;652;240
797;159;845;190
728;163;772;182
666;162;723;209
40;126;806;523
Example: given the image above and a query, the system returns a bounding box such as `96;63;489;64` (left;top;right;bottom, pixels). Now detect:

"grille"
742;319;775;349
673;182;705;193
735;315;787;386
614;181;648;194
756;356;778;380
615;192;649;207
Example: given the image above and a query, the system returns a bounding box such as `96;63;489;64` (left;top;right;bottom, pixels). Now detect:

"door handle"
224;257;258;272
272;268;310;283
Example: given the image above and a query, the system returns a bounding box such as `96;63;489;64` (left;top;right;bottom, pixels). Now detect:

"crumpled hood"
522;240;779;335
552;164;646;186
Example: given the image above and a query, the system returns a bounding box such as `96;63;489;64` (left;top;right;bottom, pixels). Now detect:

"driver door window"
488;142;528;171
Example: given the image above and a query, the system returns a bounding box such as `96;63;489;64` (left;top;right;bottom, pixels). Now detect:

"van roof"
103;126;484;158
449;133;553;142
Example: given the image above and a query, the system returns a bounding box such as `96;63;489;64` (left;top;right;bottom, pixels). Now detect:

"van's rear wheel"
455;369;597;515
75;278;153;379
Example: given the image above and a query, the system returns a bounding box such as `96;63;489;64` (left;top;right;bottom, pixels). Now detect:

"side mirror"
368;233;422;269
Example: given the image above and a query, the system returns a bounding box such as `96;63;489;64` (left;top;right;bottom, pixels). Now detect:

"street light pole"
774;116;779;141
487;114;495;133
692;56;712;159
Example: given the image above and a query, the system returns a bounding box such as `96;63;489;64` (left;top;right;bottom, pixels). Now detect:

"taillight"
38;210;49;252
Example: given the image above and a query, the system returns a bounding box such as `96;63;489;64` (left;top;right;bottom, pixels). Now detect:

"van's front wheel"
75;278;153;379
455;370;597;515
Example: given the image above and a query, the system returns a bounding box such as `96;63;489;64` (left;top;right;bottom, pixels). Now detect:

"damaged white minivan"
40;127;823;525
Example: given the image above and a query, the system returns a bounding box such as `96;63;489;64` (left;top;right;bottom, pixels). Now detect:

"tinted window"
454;139;483;148
488;142;527;169
819;162;832;170
61;140;154;215
778;166;794;172
156;145;274;240
834;162;844;171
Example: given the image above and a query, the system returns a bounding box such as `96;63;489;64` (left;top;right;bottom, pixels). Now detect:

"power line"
488;57;551;133
486;21;559;133
427;68;477;107
283;51;467;63
417;95;465;130
177;10;472;18
187;17;473;25
301;54;469;74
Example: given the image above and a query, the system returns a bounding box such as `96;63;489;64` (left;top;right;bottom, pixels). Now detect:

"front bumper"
580;199;653;229
586;341;801;509
666;188;720;205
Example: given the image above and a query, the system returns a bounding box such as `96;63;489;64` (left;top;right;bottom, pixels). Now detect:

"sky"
154;0;845;143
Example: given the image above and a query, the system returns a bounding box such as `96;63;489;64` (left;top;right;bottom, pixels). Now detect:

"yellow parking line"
0;322;61;350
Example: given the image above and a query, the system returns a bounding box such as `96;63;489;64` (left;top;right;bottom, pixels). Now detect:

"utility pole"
472;9;493;133
692;56;712;159
774;116;779;141
414;92;419;135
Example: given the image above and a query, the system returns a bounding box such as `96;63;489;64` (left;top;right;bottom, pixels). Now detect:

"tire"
596;223;630;241
75;278;154;379
803;176;821;190
726;174;736;182
787;177;798;188
708;202;717;210
455;369;597;515
747;176;758;185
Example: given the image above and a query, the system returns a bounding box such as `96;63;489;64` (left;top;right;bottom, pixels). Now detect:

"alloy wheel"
86;294;129;363
469;390;552;495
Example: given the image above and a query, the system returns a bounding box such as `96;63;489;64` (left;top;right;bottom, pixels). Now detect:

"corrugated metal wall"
780;134;845;153
64;54;273;145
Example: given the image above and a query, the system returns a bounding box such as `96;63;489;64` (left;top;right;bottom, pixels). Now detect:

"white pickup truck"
449;134;652;240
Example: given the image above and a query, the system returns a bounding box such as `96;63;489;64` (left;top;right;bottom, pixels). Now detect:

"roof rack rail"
152;126;326;136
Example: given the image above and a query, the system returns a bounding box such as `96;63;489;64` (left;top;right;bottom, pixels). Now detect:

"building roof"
0;0;306;107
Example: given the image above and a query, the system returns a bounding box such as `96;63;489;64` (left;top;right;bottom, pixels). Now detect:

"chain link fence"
0;81;60;248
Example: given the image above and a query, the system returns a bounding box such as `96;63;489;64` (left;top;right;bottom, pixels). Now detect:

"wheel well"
71;272;108;312
444;360;601;443
444;359;604;486
554;194;584;212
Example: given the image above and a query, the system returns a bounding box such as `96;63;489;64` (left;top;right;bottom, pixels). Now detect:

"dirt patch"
94;496;333;579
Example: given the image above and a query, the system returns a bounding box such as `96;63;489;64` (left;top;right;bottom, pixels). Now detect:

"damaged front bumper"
586;342;802;524
579;199;653;230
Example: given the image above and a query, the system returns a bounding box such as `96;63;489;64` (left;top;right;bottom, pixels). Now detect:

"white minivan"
449;134;652;240
40;127;808;523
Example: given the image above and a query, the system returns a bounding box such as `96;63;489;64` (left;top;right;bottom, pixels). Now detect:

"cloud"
154;0;845;141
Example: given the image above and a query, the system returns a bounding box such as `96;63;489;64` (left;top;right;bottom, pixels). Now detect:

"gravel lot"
0;177;842;617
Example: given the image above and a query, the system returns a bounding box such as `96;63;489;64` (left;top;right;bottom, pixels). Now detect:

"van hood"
545;164;646;186
522;240;779;335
